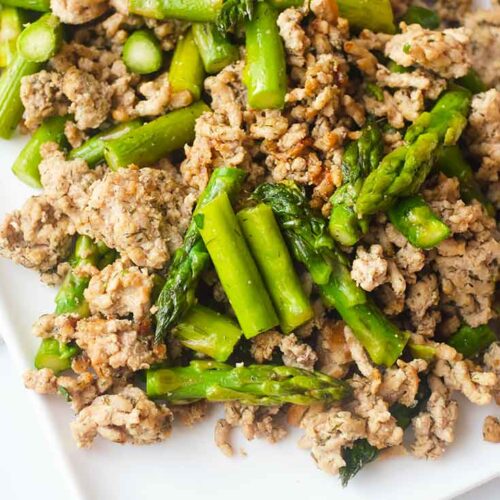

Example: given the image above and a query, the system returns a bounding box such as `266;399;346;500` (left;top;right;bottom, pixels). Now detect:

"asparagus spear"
337;0;395;33
17;13;62;63
329;121;383;246
192;23;239;74
243;1;287;110
0;52;41;138
68;120;142;167
34;338;80;374
103;101;209;169
155;167;247;342
35;236;115;372
435;145;493;215
169;28;205;100
448;324;497;359
173;304;242;362
55;236;109;316
237;203;313;333
339;439;379;487
129;0;253;32
0;6;25;68
146;360;351;405
388;195;450;249
356;89;472;216
0;0;49;11
456;68;487;95
253;182;409;367
197;192;279;338
403;5;440;30
12;115;68;188
122;30;163;75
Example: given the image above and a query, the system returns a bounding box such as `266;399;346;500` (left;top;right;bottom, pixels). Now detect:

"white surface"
0;0;499;497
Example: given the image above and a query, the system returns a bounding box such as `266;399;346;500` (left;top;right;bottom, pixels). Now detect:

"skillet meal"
0;0;498;485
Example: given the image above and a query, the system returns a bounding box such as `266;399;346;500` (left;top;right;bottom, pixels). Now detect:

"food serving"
0;0;498;486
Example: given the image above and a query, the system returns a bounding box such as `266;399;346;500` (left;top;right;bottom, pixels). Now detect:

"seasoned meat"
385;23;470;78
71;385;173;447
224;402;287;443
0;196;74;274
74;317;166;380
85;259;154;320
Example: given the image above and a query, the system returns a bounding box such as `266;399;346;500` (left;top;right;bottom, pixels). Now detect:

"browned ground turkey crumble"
0;0;495;471
483;416;500;443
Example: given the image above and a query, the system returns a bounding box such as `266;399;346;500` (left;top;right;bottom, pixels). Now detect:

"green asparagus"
173;305;242;361
237;203;313;333
55;236;111;316
388;195;450;249
192;23;239;74
17;13;62;63
197;192;279;338
0;53;41;138
337;0;395;33
34;338;80;374
253;182;410;367
11;115;68;188
0;0;49;11
403;5;440;30
128;0;253;32
448;324;497;359
456;68;487;95
35;236;115;372
339;439;379;487
329;121;383;246
169;28;205;100
155;167;247;342
103;101;209;169
146;360;351;405
435;145;493;215
243;1;287;110
68;120;142;167
122;30;163;75
0;6;25;67
356;89;472;216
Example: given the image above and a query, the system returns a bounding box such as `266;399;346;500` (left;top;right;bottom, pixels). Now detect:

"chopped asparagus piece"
388;195;450;249
69;120;142;167
104;101;210;169
12;116;68;188
173;305;242;362
237;203;313;333
243;1;287;110
34;338;80;374
448;324;497;359
169;28;205;100
0;53;41;138
122;30;163;75
192;23;238;74
154;167;247;342
197;192;279;338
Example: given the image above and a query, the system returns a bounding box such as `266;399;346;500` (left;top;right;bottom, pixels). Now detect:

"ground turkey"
71;385;173;447
85;259;154;320
0;195;74;274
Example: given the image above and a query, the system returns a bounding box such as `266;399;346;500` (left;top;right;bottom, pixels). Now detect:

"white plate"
1;3;499;498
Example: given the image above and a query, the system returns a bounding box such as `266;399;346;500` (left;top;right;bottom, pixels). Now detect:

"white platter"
0;1;499;498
